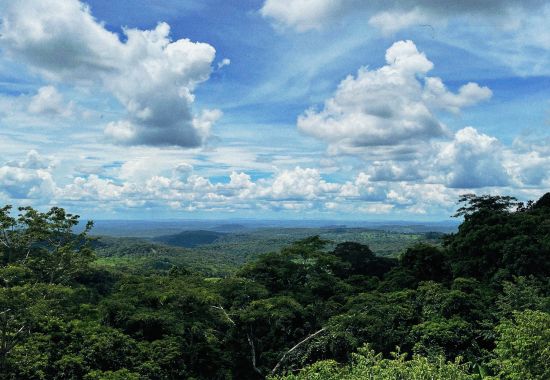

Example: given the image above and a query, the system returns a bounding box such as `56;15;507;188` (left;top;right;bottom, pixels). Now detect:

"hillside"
153;230;226;248
93;228;445;276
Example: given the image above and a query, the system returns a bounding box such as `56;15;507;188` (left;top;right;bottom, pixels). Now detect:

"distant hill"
82;219;458;237
209;224;248;232
93;227;445;276
153;230;226;248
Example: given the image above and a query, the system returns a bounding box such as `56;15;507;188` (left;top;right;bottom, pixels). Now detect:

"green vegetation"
270;345;478;380
92;236;239;276
93;227;443;277
152;230;226;248
1;193;549;379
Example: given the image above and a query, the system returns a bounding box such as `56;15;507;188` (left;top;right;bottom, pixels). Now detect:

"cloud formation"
261;0;550;76
261;0;348;32
28;86;73;117
261;0;547;33
437;127;510;188
0;0;218;147
0;141;548;217
0;2;548;219
298;40;491;158
0;151;55;199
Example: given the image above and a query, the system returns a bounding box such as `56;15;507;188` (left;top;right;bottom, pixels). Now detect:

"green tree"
0;205;94;284
444;193;550;281
490;310;550;380
332;242;396;278
400;244;451;283
496;276;550;318
271;344;477;380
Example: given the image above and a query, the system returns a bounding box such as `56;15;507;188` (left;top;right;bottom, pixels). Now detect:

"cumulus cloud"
62;175;125;202
0;0;218;147
0;166;55;199
173;162;194;179
513;135;550;157
298;40;491;158
54;165;387;214
339;172;387;201
51;162;479;216
1;146;545;216
513;152;549;186
437;127;510;188
505;137;550;187
28;86;73;117
368;161;423;182
6;150;53;170
0;151;55;199
423;79;492;113
257;167;340;201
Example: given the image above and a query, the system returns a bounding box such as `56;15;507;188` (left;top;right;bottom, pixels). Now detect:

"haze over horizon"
0;0;549;220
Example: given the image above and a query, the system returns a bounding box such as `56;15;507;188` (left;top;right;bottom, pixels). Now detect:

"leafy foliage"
270;345;477;380
490;310;550;380
0;193;549;379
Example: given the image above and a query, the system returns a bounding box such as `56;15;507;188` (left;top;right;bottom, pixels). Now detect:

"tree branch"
247;330;263;376
271;327;326;376
212;305;262;376
211;305;236;326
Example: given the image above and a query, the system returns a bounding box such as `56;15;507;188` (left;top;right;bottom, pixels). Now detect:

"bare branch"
271;327;326;376
211;305;236;326
247;330;263;376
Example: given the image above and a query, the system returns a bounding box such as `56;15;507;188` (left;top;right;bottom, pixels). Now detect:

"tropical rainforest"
0;193;549;379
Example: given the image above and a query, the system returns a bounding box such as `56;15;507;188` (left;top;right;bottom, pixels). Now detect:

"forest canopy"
0;193;549;379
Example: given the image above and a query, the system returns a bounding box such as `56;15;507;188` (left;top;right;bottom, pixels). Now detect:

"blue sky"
0;0;549;220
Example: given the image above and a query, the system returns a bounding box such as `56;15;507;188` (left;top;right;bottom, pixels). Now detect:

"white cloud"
103;121;136;145
0;166;55;199
298;40;490;158
174;162;194;179
260;0;550;76
513;135;550;157
0;0;218;148
104;23;216;147
260;0;547;33
512;152;549;186
192;109;223;143
260;0;347;32
437;127;510;188
338;173;387;201
368;161;423;182
423;79;492;114
54;166;348;213
62;175;125;201
0;147;545;216
0;151;55;199
257;167;340;201
505;142;550;188
0;0;120;79
7;150;53;170
28;86;73;117
368;8;430;36
358;203;394;214
119;157;171;183
217;58;231;69
228;172;254;190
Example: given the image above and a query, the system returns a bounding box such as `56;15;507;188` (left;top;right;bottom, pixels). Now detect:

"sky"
0;0;549;220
